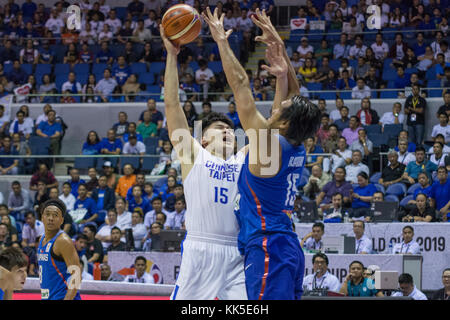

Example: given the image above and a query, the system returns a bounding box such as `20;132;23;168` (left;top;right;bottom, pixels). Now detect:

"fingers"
159;24;167;40
225;29;233;39
254;35;263;42
220;12;225;24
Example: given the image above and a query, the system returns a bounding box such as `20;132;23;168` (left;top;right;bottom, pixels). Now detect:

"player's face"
11;265;27;290
41;206;64;231
202;121;235;159
402;228;414;243
268;99;292;131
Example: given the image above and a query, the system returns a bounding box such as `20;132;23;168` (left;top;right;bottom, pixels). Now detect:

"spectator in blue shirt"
21;0;37;18
113;55;131;86
436;53;450;80
0;40;18;65
412;32;426;57
304;137;324;173
123;122;143;143
91;175;116;223
351;172;377;221
67;168;86;199
36;110;62;155
8;60;27;85
394;66;411;89
73;183;100;228
430;166;450;221
100;129;123;155
394;130;416;153
95;41;114;65
333;33;350;60
128;0;144;17
82;130;102;155
128;185;152;214
38;41;54;64
225;101;241;129
418;13;436;32
336;70;356;90
0;136;19;175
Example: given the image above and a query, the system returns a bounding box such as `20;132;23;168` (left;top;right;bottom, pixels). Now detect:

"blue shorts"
244;233;305;300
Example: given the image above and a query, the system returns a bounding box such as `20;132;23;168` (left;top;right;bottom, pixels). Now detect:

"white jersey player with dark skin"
161;24;247;300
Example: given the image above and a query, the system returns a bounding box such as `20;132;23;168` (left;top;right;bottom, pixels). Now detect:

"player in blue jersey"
203;8;322;300
37;199;82;300
0;247;27;300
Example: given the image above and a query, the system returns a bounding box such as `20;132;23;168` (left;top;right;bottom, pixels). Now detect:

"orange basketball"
162;4;202;45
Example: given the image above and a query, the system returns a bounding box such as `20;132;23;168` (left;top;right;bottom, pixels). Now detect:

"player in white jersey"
160;25;247;300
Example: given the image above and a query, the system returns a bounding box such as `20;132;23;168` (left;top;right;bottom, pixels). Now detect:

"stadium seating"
386;183;407;198
400;195;414;207
407;183;421;195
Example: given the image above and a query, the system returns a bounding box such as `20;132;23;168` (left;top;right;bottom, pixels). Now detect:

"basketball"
162;4;202;45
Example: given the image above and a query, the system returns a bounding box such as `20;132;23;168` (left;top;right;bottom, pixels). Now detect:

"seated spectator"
391;273;427;300
336;70;355;90
96;41;114;65
35;110;62;155
393;66;411;90
303;253;341;292
59;182;76;212
379;102;405;129
91;174;115;219
416;46;435;73
340;261;383;296
124;256;155;283
350;129;373;159
21;211;44;276
7;181;32;219
333;106;350;132
128;185;151;214
354;57;369;80
38;74;57;103
163;183;184;212
371;33;389;61
322;124;340;154
350;172;377;221
165;197;186;230
389;33;408;62
131;208;147;250
316;167;353;210
321;69;338;91
82;130;102;155
290;52;302;70
63;43;79;66
112;111;129;138
398;48;418;70
352;221;372;254
349;35;368;60
333;33;350;60
115;164;136;198
323;192;350;223
100;263;125;282
298;58;317;83
435;53;450;80
303;165;331;200
225;102;241;129
78;43;94;64
407;173;432;209
67;168;86;199
33;180;49;212
431;268;450;300
79;22;98;45
0;39;18;65
430;142;447;168
195;59;214;101
7;60;27;86
138;98;164;132
132;19;152;43
112;56;131;87
82;74;97;96
137;111;157;139
19;39;39;65
83;225;104;264
338;59;354;80
61;72;81;97
429;134;450;155
143;197;170;230
296;37;314;64
402;193;436;223
98;23;113;43
102;161;118;191
432;112;450;144
342;116;362;146
300;222;325;251
122;74;141;102
379;150;406;188
143;182;158;204
100;129;123;155
304;137;324;173
1;215;17;243
395;130;416;153
364;66;383;91
430;166;450;221
345;150;369;184
325;137;352;174
392;226;421;254
95;209;118;251
73;184;100;227
122;122;142;143
123;134;146;155
356;98;380;126
103;226;127;263
0;136;19;175
95;69;118;102
29;163;58;192
403;147;438;184
437;92;450;117
85;167;99;193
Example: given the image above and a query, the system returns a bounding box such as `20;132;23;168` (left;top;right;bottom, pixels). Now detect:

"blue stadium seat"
144;137;159;154
382;58;393;70
209;61;223;74
140;72;155;85
382;69;398;81
326;29;341;42
21;63;33;75
189;61;199;71
407;183;421;195
308;30;323;42
121;157;140;171
386;80;396;89
319;91;337;100
349;59;357;70
368;133;388;147
54;63;70;74
400;195;414;207
55;75;67;91
35;64;52;76
429;89;443;97
329;59;341;71
76;73;89;85
92;63;108;74
385;194;399;202
428;80;441;87
74;157;96;170
405;67;418;74
383;124;403;139
115;7;127;20
131;62;147;75
146;85;160;93
307;83;322;91
380;91;398;98
29;136;51;155
73;63;90;74
425;66;436;80
374;184;385;194
386;183;407;197
364;124;382;134
3;63;13;73
370;172;382;184
149;62;165;75
382;28;397;40
340;91;352;99
298;175;308;188
142;157;159;172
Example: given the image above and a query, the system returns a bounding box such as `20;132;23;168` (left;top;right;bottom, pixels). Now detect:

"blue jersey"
0;288;4;300
237;135;305;247
37;230;81;300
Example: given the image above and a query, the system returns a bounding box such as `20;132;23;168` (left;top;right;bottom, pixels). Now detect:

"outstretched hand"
202;7;233;43
251;8;283;45
159;24;180;56
260;42;288;78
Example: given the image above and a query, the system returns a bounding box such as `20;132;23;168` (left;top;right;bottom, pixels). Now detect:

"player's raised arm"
252;9;300;103
202;7;268;132
54;234;81;300
160;25;198;169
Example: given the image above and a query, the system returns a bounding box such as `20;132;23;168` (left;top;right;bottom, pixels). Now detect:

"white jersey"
183;147;245;238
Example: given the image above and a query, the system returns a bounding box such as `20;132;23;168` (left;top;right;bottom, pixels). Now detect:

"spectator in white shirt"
351;78;371;99
397;139;416;166
133;20;152;43
329;98;345;122
95;209;118;250
370;33;389;60
131;208;147;250
98;23;114;43
95;69;118;102
303;253;341;292
349;35;368;60
430;142;447;168
62;72;82;95
21;211;45;249
428;134;450;154
165;198;186;230
98;0;111;16
432;112;450;143
123;256;155;283
59;182;76;212
236;8;253;32
80;260;94;281
9;110;33;139
297;37;314;63
290;52;303;70
325;137;352;174
44;9;64;35
223;9;237;30
345;150;369;183
195;59;214;101
392;226;421;254
300;222;325;251
122;134;146;155
391;273;427;300
379;102;405;128
105;9;122;35
79;22;98;45
352;220;372;254
115;197;132;231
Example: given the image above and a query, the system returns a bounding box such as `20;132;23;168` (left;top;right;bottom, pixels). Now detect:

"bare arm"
54;234;81;300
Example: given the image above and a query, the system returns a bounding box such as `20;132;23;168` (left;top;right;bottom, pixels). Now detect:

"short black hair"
151;196;163;204
398;273;414;285
110;226;121;234
312;252;329;265
403;225;414;233
278;95;322;147
135;256;147;265
84;224;97;234
75;233;88;242
349;260;364;269
312;222;325;232
41;198;67;218
415;146;425;154
0;247;28;271
201;112;234;135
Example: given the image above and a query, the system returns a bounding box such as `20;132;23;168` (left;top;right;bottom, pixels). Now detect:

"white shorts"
170;232;247;300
